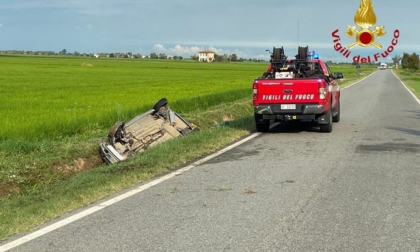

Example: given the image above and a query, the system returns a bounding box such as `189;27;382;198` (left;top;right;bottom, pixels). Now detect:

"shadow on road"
269;121;321;134
387;127;420;137
404;110;420;120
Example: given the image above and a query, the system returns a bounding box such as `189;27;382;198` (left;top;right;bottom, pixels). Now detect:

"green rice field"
0;56;264;140
0;56;374;141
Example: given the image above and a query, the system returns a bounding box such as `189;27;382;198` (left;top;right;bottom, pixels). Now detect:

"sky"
0;0;418;62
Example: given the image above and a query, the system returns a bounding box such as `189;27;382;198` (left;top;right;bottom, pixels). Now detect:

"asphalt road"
6;70;420;251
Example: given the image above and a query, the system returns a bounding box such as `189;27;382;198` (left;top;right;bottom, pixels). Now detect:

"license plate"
281;104;296;110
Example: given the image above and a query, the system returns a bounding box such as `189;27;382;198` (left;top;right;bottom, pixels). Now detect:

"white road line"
0;133;261;252
0;70;380;251
342;71;377;90
392;71;420;105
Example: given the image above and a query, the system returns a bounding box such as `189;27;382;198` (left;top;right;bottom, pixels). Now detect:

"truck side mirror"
334;72;344;79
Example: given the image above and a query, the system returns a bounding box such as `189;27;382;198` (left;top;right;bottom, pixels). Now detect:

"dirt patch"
0;185;20;200
54;154;103;175
223;115;235;122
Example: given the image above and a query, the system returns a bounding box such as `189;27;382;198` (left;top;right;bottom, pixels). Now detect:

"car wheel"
320;106;333;133
333;100;340;123
255;113;270;132
256;122;270;132
152;98;168;114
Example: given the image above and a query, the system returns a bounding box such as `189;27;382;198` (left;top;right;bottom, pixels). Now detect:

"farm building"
198;50;214;62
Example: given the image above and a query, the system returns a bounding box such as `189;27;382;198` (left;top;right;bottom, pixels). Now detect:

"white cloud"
153;44;225;56
152;43;270;59
208;46;224;55
153;44;166;52
154;44;202;55
86;23;93;29
0;23;3;28
170;45;201;55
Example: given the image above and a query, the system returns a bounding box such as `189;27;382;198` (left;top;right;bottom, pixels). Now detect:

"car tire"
256;122;270;132
320;106;333;133
152;98;168;114
333;100;340;123
255;113;270;132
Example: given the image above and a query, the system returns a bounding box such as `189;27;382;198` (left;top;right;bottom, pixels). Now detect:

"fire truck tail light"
253;82;258;101
319;79;326;100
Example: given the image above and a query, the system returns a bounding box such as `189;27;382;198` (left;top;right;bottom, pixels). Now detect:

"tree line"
0;49;266;62
401;53;419;71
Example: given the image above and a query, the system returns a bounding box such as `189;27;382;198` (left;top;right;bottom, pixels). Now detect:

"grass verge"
333;64;377;88
393;69;420;98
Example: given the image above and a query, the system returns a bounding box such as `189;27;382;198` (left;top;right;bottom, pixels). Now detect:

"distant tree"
59;49;67;55
74;51;80;56
191;54;199;61
158;53;167;59
173;56;179;60
150;52;158;59
214;54;224;62
401;53;407;68
402;53;420;71
392;55;402;65
230;54;238;62
109;53;115;58
179;56;183;60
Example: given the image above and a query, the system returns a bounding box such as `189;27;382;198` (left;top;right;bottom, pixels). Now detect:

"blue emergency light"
313;53;319;59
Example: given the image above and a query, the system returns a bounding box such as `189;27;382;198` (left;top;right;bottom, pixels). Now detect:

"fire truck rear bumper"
254;104;325;115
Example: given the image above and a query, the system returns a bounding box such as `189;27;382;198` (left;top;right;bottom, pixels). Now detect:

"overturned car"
100;98;196;164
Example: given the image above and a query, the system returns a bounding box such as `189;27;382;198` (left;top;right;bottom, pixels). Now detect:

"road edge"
392;70;420;105
342;71;377;90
